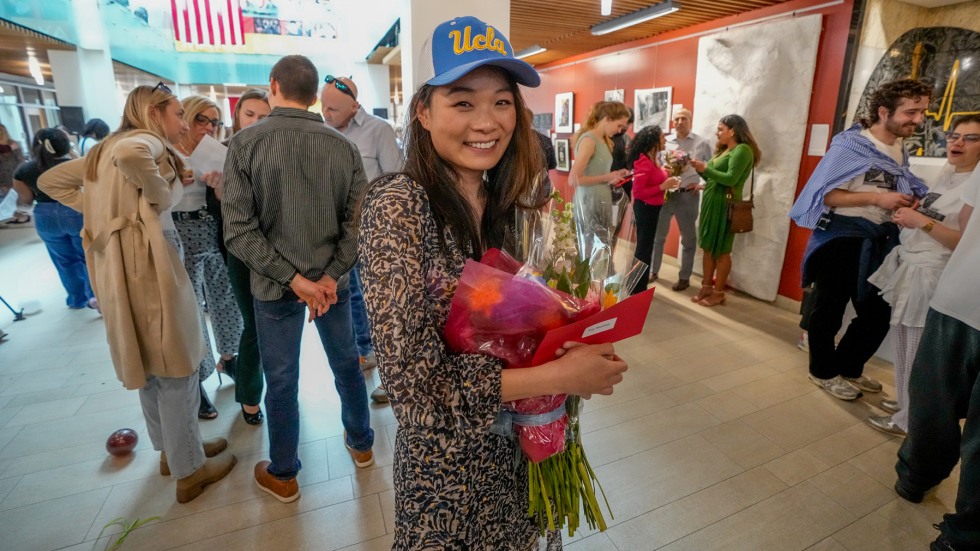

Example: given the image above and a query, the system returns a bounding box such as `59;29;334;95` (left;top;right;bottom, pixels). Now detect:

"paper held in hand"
188;135;228;177
531;288;655;366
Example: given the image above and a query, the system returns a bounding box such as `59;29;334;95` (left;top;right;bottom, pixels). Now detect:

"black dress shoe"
241;405;264;425
199;382;218;419
672;279;690;292
894;480;924;503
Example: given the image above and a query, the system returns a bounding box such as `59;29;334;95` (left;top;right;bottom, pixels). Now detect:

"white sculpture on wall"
692;14;823;301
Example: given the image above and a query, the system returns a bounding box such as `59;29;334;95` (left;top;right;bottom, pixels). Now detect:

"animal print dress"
358;174;562;551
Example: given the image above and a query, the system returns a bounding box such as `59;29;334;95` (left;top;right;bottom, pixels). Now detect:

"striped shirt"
789;124;927;229
222;107;367;300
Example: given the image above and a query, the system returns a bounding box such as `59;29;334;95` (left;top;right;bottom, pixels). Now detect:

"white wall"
692;14;823;301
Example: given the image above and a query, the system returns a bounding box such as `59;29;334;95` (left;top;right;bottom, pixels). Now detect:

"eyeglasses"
194;113;223;128
324;75;356;100
945;132;980;144
154;81;173;94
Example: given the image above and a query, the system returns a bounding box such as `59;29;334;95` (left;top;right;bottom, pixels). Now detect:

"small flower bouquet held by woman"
444;191;648;536
665;149;690;177
663;149;691;203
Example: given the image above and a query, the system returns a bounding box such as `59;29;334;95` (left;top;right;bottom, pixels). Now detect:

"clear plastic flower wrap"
444;251;598;462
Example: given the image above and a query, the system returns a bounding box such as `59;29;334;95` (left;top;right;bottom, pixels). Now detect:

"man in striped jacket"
223;55;375;504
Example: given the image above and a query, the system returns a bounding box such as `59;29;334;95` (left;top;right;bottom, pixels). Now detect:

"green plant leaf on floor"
93;516;161;551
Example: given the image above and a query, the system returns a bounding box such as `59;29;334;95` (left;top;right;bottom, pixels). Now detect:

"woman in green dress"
690;114;761;307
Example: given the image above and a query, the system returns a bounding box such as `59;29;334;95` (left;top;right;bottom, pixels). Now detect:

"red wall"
524;0;855;302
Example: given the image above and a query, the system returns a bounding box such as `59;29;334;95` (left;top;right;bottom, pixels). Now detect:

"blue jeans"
33;202;93;308
254;286;374;479
349;267;374;357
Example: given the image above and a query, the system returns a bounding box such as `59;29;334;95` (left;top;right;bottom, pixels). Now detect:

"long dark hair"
626;126;664;168
232;88;269;134
402;67;544;258
717;114;762;166
31;128;71;172
81;119;110;139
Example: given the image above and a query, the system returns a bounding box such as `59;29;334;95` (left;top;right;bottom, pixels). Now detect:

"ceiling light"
601;0;612;16
591;0;681;36
28;55;44;85
516;45;548;59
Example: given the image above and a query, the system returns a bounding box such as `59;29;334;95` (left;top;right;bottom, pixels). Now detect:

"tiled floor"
0;225;961;551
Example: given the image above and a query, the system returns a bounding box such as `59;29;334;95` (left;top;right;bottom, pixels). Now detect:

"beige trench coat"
39;131;205;389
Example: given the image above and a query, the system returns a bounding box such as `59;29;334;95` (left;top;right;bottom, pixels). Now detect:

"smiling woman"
357;15;629;551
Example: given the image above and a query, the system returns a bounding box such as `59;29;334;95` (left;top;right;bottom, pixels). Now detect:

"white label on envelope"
582;318;617;338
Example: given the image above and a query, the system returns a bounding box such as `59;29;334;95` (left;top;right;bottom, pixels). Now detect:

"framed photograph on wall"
634;87;672;132
554;138;570;172
532;113;554;135
555;92;574;133
604;89;625;102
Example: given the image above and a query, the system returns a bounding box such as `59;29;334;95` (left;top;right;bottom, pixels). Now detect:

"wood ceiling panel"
510;0;795;65
0;19;74;82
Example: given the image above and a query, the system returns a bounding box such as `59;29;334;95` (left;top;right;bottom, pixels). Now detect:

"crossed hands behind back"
289;273;339;322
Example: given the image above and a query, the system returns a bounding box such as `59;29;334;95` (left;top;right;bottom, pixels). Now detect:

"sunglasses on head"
194;113;223;128
946;132;980;144
324;75;356;100
154;81;173;94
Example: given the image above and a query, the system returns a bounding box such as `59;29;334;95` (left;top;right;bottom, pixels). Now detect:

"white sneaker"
808;374;862;400
879;399;900;414
866;415;906;437
797;332;809;352
842;375;882;393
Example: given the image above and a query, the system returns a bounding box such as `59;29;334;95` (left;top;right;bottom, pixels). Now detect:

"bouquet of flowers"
663;149;691;202
444;190;647;536
665;148;690;177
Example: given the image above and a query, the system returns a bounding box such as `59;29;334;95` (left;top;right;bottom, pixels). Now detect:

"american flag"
171;0;245;46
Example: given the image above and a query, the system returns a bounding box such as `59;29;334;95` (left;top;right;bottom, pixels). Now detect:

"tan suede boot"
160;437;229;476
175;453;237;503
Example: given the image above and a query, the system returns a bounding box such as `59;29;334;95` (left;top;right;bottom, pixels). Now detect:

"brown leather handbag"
727;169;754;233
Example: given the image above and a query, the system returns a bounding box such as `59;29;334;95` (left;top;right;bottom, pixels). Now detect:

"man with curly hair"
790;79;932;401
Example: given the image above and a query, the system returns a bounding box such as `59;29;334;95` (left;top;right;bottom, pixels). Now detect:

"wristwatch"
921;221;935;233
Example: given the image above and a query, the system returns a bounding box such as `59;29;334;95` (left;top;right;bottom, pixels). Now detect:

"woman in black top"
12;129;96;309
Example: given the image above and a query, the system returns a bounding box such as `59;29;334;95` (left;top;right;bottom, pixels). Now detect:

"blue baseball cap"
420;16;540;88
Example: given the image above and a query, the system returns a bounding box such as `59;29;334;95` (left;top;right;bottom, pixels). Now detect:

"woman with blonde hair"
173;95;244;420
690;114;761;307
39;83;236;503
569;101;630;259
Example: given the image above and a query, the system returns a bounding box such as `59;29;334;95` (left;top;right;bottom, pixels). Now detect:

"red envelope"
530;288;655;366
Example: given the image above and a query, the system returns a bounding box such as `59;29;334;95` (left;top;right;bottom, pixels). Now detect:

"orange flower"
467;279;504;317
603;289;618;309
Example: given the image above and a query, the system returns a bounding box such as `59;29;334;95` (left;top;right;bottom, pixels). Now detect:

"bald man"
320;75;403;404
320;76;403;179
651;108;712;292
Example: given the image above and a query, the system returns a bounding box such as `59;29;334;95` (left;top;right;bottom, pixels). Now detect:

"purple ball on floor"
106;428;138;456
